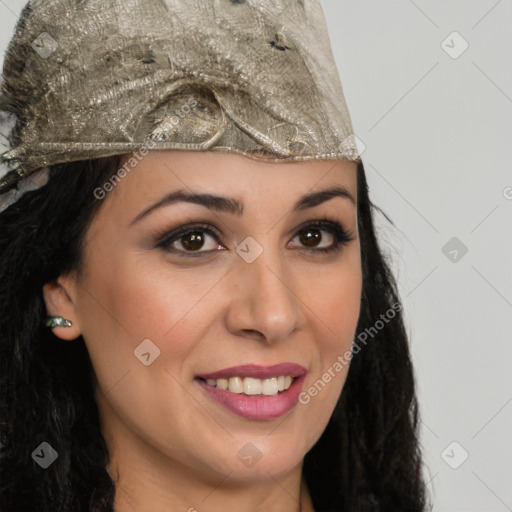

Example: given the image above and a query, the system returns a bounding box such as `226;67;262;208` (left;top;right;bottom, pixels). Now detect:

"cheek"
298;261;362;431
308;261;362;350
75;252;228;374
75;255;226;451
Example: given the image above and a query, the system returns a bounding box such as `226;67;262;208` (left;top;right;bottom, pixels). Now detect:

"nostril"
241;329;265;341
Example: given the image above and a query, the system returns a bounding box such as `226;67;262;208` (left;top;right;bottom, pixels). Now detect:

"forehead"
118;150;357;194
95;150;358;228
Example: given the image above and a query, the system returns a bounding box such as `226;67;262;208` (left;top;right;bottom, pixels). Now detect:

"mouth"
195;363;307;420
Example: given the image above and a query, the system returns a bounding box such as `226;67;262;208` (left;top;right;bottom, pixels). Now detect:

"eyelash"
154;217;355;257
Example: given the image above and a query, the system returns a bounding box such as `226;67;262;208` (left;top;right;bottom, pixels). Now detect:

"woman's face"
47;150;362;486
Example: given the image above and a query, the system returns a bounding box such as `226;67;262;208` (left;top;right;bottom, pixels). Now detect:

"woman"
0;1;428;511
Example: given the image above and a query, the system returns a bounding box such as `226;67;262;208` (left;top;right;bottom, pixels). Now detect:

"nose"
224;243;306;344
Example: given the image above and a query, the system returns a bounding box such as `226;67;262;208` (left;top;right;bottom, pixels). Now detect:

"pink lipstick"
195;363;307;420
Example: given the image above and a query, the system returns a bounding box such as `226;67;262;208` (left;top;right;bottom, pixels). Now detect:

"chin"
203;433;309;481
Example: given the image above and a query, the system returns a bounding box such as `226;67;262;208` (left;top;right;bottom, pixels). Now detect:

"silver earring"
46;315;73;328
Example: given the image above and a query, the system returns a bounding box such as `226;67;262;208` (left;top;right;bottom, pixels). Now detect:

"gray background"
1;1;511;510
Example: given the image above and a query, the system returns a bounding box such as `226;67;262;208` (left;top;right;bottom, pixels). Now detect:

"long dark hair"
0;157;429;511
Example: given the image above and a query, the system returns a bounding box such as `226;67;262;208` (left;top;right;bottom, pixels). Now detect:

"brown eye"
301;228;321;247
293;227;335;250
288;219;354;254
180;231;206;251
157;224;224;255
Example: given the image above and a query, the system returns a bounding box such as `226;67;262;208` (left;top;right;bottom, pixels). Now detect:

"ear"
42;273;82;340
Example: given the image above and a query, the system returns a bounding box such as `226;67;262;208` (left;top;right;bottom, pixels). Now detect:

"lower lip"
196;375;306;420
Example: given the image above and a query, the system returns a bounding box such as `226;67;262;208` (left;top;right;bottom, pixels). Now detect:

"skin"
43;150;362;512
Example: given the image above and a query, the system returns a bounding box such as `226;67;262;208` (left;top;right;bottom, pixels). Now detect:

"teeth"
228;376;244;394
244;377;262;395
262;377;278;396
217;378;229;390
204;375;295;395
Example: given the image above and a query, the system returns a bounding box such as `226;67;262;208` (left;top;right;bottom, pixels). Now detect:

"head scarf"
0;0;361;210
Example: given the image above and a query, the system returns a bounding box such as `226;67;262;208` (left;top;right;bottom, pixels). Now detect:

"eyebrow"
129;185;356;226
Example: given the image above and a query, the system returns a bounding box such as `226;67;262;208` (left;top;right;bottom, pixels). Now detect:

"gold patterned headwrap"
0;0;361;209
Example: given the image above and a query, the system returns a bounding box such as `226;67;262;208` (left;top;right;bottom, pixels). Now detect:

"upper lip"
196;363;307;380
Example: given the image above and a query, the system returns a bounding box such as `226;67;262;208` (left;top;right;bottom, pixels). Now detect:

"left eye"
288;225;336;251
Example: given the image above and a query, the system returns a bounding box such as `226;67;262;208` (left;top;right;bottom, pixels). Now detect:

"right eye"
156;223;225;256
